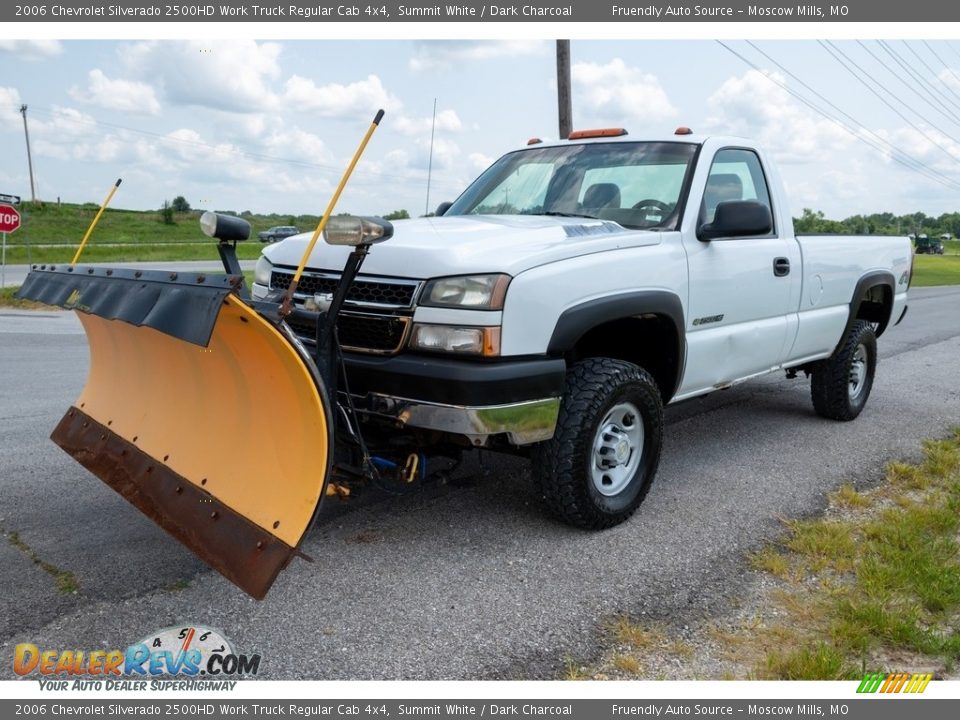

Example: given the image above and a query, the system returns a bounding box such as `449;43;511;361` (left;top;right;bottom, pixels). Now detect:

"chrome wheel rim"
849;344;868;400
591;402;644;497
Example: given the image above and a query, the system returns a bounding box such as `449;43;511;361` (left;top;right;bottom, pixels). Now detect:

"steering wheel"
632;199;671;214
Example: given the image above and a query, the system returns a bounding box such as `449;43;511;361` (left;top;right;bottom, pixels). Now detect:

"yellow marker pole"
280;109;384;317
71;178;122;266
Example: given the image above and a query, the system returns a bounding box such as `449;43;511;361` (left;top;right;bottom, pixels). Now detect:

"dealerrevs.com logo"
14;625;260;691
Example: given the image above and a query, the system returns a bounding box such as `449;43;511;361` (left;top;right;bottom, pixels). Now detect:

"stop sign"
0;204;19;233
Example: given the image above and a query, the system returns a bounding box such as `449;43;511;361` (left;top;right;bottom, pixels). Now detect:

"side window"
701;148;774;232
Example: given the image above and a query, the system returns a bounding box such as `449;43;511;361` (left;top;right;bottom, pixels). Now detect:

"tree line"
794;208;958;238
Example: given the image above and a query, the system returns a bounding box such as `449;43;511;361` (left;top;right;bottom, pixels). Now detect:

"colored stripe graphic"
857;672;886;693
858;672;931;694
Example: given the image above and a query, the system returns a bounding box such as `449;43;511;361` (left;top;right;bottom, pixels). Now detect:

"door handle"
773;257;790;277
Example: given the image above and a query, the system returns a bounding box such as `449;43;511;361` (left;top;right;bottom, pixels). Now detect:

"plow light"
323;216;393;247
200;211;251;241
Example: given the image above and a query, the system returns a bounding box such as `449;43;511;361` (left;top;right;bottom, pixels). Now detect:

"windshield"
445;141;697;230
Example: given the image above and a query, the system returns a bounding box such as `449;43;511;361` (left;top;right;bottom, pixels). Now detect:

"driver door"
677;147;799;396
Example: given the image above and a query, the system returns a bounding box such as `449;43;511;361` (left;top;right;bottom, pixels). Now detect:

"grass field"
3;201;320;246
1;242;263;265
911;254;960;286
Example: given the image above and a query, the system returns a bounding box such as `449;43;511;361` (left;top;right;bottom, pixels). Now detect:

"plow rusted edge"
52;407;296;599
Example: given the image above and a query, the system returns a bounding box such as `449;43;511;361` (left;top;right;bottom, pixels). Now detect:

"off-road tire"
532;358;663;529
811;320;877;421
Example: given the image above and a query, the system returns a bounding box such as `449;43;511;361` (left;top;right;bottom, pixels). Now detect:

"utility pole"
20;104;37;203
556;40;572;140
425;97;437;216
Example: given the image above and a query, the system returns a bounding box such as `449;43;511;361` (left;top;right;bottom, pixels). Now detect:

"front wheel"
532;358;663;529
811;320;877;421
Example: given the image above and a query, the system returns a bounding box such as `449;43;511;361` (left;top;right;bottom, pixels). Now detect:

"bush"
171;196;191;213
160;200;175;225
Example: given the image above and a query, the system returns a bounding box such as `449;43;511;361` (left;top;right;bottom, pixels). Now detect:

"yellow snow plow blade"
17;266;331;599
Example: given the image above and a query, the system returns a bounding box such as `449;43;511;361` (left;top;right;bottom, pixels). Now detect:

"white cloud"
937;67;960;95
571;59;677;123
468;152;494;172
705;69;851;164
0;40;63;60
874;125;960;172
283;74;400;117
262;127;333;165
69;69;161;115
394;109;462;136
0;87;23;130
409;40;548;72
120;40;282;113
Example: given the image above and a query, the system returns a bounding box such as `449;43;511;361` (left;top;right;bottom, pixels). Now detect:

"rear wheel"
811;320;877;421
533;358;663;529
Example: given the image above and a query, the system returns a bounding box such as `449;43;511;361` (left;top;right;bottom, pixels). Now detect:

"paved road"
0;260;257;289
1;287;958;679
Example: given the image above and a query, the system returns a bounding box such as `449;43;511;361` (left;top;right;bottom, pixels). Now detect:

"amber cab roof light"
674;126;694;135
527;137;543;145
567;127;628;140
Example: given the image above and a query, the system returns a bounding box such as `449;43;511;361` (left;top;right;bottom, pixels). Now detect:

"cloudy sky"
3;38;960;219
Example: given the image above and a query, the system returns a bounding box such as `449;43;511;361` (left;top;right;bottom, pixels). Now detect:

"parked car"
258;225;300;243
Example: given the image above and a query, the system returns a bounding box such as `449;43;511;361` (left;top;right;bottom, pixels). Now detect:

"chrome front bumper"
367;394;561;446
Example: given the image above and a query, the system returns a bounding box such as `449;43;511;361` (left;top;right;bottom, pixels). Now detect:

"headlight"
254;255;273;286
409;324;501;356
420;274;510;310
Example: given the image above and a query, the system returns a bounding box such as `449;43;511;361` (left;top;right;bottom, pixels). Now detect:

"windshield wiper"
537;211;601;220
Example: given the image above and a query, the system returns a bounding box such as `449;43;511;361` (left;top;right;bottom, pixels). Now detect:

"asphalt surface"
1;286;959;680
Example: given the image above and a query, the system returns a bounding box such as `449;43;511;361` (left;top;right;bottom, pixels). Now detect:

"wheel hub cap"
849;344;867;400
591;402;644;497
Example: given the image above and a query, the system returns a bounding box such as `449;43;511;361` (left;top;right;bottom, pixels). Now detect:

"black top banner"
3;0;958;23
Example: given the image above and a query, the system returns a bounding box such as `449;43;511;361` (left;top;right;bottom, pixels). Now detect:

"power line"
921;40;960;107
715;41;960;192
857;41;960;130
820;41;960;170
906;41;960;109
875;40;960;119
745;41;960;187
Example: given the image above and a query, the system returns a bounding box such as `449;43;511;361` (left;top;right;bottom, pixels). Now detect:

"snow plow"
16;112;387;599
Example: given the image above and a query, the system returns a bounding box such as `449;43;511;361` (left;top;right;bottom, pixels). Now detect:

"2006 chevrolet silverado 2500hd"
250;127;911;530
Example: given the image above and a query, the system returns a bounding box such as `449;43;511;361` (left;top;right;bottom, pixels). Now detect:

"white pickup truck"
251;128;912;530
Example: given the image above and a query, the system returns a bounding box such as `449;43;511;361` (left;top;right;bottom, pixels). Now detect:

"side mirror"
323;216;394;246
697;200;772;242
435;201;453;217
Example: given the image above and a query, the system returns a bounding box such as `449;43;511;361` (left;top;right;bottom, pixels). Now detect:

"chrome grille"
270;269;418;308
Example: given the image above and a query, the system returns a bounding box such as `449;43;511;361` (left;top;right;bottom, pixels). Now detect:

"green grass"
5;530;80;595
752;433;960;679
568;430;960;681
0;286;54;309
911;254;960;286
2;242;263;265
6;201;318;246
0;200;315;264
